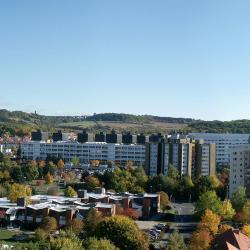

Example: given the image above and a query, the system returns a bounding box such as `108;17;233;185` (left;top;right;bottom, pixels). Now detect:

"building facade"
229;144;250;198
146;135;216;179
21;141;146;165
190;133;250;165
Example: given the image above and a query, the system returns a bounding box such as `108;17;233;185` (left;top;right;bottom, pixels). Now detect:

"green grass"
0;229;15;240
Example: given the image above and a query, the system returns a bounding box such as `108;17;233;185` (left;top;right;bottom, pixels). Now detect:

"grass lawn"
0;229;15;240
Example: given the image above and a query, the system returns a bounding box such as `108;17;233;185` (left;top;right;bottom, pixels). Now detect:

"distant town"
0;127;249;249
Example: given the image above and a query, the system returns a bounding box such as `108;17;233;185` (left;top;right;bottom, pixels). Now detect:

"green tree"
35;228;48;242
71;157;79;167
64;186;77;197
195;191;222;218
84;237;118;250
167;164;180;180
231;187;247;212
67;218;84;235
50;233;82;250
131;166;148;190
23;163;39;181
85;176;100;191
167;230;186;250
84;209;103;236
221;200;235;220
95;215;149;250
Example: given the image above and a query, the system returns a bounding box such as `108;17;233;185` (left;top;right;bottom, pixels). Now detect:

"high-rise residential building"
146;135;216;179
229;144;250;198
189;133;250;165
31;130;49;141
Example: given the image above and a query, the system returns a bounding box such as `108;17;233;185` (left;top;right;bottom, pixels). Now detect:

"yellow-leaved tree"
8;183;32;203
198;209;221;234
243;225;250;237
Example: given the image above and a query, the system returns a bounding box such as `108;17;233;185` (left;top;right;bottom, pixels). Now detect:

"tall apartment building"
146;135;216;179
21;141;145;165
189;133;250;165
229;144;250;198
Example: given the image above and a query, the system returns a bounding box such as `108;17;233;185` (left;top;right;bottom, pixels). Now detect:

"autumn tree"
45;172;53;184
242;225;250;237
57;159;64;170
8;183;32;203
40;216;57;232
121;208;140;220
64;186;77;197
35;228;48;242
198;209;221;235
159;191;170;212
95;215;149;250
190;229;213;250
218;224;232;234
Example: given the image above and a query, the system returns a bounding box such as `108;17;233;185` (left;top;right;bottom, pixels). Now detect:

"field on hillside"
57;120;189;133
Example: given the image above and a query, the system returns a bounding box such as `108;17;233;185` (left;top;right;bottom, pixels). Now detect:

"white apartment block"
21;141;145;165
229;144;250;198
189;133;250;165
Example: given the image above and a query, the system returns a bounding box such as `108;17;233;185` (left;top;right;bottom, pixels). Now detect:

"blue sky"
0;0;250;120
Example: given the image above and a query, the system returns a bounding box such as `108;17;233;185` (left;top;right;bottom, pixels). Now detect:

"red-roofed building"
214;229;250;250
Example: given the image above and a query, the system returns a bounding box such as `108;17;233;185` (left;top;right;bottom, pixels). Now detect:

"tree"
221;200;235;220
50;234;82;250
84;209;103;236
95;215;149;250
57;159;64;170
167;164;180;180
64;186;77;197
208;175;221;189
159;191;170;212
218;224;232;234
131;166;148;190
167;230;186;250
198;209;221;235
85;176;100;191
8;183;32;203
71;157;79;167
230;187;247;212
35;228;48;242
67;218;84;235
10;166;25;183
195;191;222;218
84;237;118;250
23;163;39;181
45;172;53;184
241;201;250;223
242;225;250;238
40;216;57;232
190;230;213;250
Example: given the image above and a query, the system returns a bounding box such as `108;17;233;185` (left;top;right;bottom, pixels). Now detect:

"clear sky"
0;0;250;121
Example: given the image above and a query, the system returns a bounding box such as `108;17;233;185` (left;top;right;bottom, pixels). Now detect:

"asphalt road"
165;203;198;240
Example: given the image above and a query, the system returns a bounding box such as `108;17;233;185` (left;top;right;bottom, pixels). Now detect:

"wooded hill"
0;109;250;136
